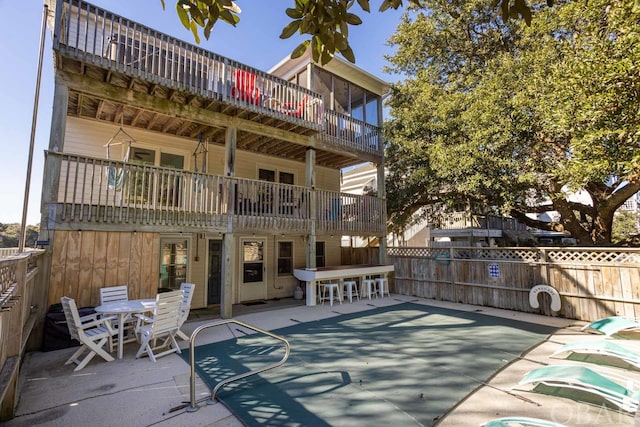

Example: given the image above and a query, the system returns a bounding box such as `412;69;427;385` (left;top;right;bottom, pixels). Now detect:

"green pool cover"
181;302;555;426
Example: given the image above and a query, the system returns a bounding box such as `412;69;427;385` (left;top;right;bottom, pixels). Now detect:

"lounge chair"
519;364;640;412
552;340;640;368
231;69;260;104
482;416;567;427
581;316;640;337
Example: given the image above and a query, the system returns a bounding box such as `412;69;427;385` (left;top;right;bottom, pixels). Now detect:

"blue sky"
0;0;403;225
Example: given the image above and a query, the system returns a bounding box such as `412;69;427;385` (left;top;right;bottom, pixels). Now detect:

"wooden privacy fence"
385;246;640;321
0;251;45;420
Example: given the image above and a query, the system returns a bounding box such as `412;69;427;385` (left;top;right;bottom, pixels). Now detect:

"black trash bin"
42;303;96;352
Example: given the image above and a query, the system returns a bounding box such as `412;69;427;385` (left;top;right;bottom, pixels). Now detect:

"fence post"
450;246;456;302
539;248;548;286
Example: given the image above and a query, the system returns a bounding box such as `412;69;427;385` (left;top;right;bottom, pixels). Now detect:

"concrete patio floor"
3;295;638;426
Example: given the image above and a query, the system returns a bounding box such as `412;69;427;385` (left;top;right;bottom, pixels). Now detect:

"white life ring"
529;285;561;312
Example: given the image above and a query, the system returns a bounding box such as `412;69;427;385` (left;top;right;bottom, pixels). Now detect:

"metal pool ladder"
186;319;291;412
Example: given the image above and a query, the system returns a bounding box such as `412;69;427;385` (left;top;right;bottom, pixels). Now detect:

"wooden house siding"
44;231;343;310
48;230;159;308
65;118;341;191
65;118;195;167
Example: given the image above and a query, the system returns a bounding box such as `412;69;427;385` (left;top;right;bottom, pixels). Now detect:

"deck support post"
221;126;236;318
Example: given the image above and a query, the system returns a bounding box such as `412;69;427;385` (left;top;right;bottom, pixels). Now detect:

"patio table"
95;299;155;359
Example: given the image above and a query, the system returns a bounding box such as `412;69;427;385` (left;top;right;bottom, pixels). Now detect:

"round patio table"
95;299;155;359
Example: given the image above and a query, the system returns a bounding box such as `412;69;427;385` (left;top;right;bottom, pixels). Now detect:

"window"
259;168;276;182
365;95;379;126
315;241;325;268
242;241;264;283
350;85;365;121
277;241;293;276
159;238;188;291
258;168;295;185
128;147;185;206
279;172;294;185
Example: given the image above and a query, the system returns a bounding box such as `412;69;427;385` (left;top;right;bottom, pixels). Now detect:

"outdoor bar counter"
294;264;394;306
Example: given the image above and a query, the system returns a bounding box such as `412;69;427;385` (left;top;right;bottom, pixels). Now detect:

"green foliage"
0;223;40;248
163;0;548;64
384;0;640;245
612;211;639;245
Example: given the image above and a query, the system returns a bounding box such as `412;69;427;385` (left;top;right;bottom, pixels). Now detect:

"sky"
0;0;404;226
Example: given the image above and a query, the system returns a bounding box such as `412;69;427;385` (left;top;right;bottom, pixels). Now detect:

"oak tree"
384;0;640;246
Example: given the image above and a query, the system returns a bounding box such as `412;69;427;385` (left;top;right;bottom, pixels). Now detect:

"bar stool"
361;278;378;299
322;283;342;307
342;280;359;303
376;277;389;298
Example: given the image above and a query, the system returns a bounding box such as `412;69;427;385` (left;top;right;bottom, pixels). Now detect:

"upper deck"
48;0;384;169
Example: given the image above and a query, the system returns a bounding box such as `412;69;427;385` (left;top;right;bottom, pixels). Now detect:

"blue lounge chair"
552;340;640;368
482;417;567;427
519;364;640;412
582;316;640;337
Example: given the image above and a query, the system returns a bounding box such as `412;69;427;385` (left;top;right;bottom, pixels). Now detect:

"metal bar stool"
342;280;359;303
375;277;389;298
361;278;378;299
322;283;342;307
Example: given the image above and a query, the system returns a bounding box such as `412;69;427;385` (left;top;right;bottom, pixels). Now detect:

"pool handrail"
186;318;291;412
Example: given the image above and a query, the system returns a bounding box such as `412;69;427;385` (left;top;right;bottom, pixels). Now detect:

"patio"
4;296;637;427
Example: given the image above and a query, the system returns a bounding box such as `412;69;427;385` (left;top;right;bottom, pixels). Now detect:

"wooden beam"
188;124;207;139
60;71;312;146
176;119;193;136
113;104;125;126
161;117;176;133
147;113;159;130
131;108;145;127
96;99;105;120
75;93;83;117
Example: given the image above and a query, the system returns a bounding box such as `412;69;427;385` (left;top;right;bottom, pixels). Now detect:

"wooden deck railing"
432;212;527;231
0;251;44;420
316;189;386;235
322;110;382;155
47;151;385;235
54;0;322;125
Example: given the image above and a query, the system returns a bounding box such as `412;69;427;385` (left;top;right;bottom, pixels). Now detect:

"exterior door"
207;240;222;305
240;238;266;302
159;237;188;291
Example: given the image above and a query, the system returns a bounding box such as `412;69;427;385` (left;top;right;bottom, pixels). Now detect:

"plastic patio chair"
279;95;323;121
176;282;195;340
60;296;118;371
135;290;183;362
518;364;640;412
551;339;640;368
581;316;640;337
481;417;567;427
231;69;260;104
280;94;309;118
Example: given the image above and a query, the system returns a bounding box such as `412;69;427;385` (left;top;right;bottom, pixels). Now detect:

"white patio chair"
135;290;183;362
60;296;118;371
177;283;195;340
99;285;137;351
